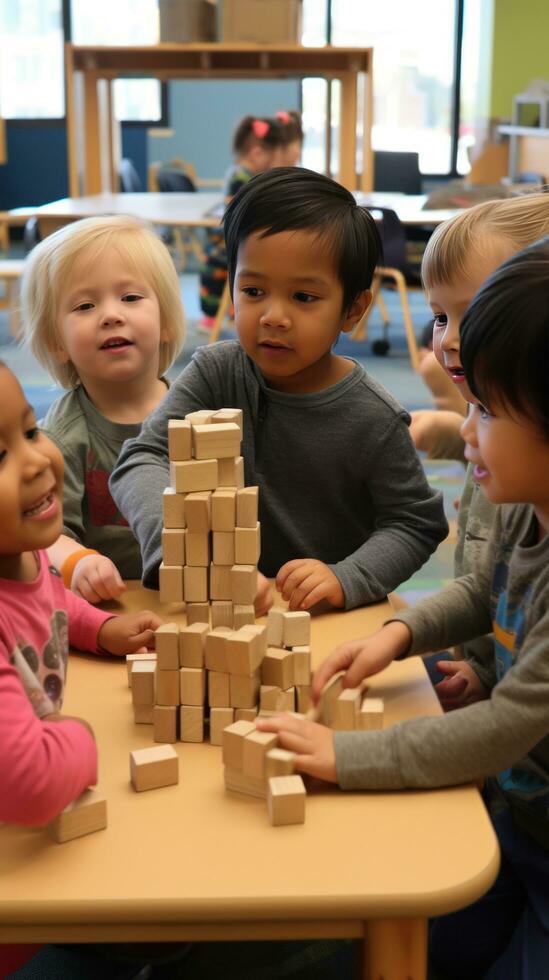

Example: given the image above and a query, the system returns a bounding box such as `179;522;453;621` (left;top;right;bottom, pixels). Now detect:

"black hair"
460;235;549;437
232;115;285;156
223;167;382;312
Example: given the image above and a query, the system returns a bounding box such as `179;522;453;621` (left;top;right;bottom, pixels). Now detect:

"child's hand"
312;622;412;702
255;713;337;783
72;554;127;604
254;572;273;617
276;559;344;611
97;611;163;657
434;660;488;711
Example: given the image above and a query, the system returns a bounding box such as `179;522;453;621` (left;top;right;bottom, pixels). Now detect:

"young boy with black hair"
111;167;447;610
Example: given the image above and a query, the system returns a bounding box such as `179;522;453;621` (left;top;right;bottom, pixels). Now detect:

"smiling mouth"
24;491;55;517
100;337;133;350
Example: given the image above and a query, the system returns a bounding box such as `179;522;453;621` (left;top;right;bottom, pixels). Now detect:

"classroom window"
0;0;65;119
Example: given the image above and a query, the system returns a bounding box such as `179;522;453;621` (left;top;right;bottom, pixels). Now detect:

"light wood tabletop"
0;586;499;979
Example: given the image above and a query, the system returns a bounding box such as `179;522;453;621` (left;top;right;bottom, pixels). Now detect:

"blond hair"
422;192;549;289
21;214;185;388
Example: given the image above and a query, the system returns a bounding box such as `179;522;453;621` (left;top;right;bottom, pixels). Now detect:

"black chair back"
373;150;422;194
156;168;196;193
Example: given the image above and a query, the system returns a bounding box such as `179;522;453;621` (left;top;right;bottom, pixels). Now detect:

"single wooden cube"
217;454;244;489
48;788;107;843
233;603;255;628
168;419;192;461
185;602;210;625
180;666;206;705
282;611;311;648
179;622;208;668
130;744;179;792
262;649;294;690
243;624;267;655
234;523;261;565
211;600;234;629
209;706;234;746
192;422;241;460
212;408;243;434
213;531;235;566
296;685;312;714
332;687;362;730
162;487;186;529
131;661;156;705
185;531;210;567
318;671;345;726
358;697;384;731
236;486;259;528
161;529;186;568
221;719;257;769
184;491;212;532
210;563;233;601
230;671;260;709
265;748;296;781
266;608;284;647
170;458;218;493
243;730;278;781
224;766;266;799
153;704;179;743
180;705;204;742
267;775;306;826
155;667;180;706
155;622;180;670
184;565;208;603
225;627;265;676
205;627;231;671
208;669;231;708
126;652;156;687
159;562;184;604
235;707;258;722
211;488;236;531
230;564;257;604
293;646;311;686
185;409;216;426
260;685;283;711
133;703;154;724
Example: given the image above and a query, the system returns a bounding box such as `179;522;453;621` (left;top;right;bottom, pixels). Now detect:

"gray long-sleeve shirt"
110;341;447;609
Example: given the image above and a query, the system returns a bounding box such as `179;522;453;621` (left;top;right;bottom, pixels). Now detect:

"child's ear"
52;342;70;364
341;290;372;334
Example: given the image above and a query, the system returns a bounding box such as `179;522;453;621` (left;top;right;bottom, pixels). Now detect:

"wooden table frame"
64;43;373;196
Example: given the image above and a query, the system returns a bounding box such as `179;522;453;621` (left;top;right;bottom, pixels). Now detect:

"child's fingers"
127;628;157;651
275;560;301;593
286;570;320;610
75;580;103;604
434;660;461;677
279;565;309;601
311;644;359;700
293;578;332;611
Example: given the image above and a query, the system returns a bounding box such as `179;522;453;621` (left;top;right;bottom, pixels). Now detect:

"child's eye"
25;426;39;441
123;293;142;303
478;404;493;420
433;314;447;328
241;286;263;298
74;301;94;312
0;449;6;464
294;292;317;303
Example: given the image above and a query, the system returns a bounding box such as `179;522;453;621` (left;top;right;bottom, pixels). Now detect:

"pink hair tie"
252;119;270;138
276;110;290;124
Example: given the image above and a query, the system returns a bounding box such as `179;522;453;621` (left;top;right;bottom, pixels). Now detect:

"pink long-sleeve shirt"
0;551;112;826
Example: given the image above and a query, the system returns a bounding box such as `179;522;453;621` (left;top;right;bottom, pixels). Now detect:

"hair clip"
252;119;270;138
276;110;290;124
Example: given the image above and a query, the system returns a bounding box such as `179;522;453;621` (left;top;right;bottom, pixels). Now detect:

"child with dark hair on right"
257;236;549;980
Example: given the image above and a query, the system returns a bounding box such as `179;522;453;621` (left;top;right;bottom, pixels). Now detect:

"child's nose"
100;300;124;325
22;443;52;479
260;300;291;329
460;404;478;446
440;317;460;352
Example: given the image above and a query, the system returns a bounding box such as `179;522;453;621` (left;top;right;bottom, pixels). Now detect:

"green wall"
490;0;549;118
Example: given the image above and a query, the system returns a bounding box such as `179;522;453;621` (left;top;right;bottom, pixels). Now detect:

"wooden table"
0;587;499;979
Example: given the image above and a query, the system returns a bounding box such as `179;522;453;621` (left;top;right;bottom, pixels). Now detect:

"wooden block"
48;789;107;843
131;660;156;705
130;744;178;792
236;486;259;528
159;562;184;603
267;775;306;826
184;491;211;532
133;703;154;724
180;705;204;742
293;646;311;686
218;454;244;489
230;565;257;604
234;523;260;564
213;531;235;566
205;627;231;671
265;748;296;781
162;487;186;529
211;600;234;629
261;649;294;690
168;419;192;460
332;687;362;730
358;697;384;731
192;422;241;460
209;562;233;600
224;765;266;799
126;652;156;687
161;528;186;567
185;531;210;567
180;666;206;705
179;622;208;668
211;488;236;531
155;667;180;706
266;608;284;646
170;458;218;493
208;669;231;707
185;602;210;625
153;704;178;743
242;730;278;781
184;565;208;602
225;627;265;676
230;671;260;709
243;623;267;655
296;685;312;714
319;671;345;726
209;707;234;746
260;686;283;711
233;603;255;628
282;611;311;648
222;719;257;769
235;706;258;722
212;408;243;434
155;622;180;670
185;409;216;426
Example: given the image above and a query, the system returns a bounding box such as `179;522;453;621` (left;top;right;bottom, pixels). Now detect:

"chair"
351;207;421;370
118;158;142;192
373;150;422;194
154;161;205;270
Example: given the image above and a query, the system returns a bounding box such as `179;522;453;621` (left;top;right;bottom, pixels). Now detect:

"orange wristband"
60;548;100;589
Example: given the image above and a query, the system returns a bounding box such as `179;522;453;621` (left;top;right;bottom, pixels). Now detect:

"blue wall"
0;122;68;210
